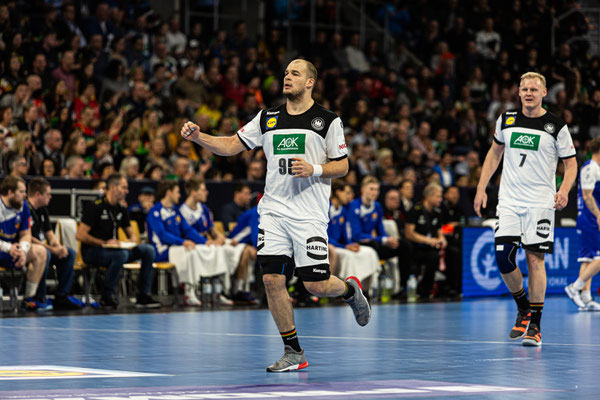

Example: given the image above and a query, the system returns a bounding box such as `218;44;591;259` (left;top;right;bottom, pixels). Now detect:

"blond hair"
520;72;546;88
423;182;443;198
361;175;379;187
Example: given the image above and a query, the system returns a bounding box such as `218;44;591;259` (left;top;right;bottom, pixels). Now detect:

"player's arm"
76;222;112;246
405;223;437;247
291;157;349;179
180;121;247;156
474;141;504;217
554;156;577;210
582;188;600;218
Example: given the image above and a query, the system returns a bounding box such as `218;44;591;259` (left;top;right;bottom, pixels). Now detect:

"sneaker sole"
345;276;371;327
266;361;309;372
522;338;542;347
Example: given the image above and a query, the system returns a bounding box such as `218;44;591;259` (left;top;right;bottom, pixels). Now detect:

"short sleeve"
41;208;52;232
237;111;263;150
493;115;504;145
580;163;597;190
20;203;31;232
120;207;131;229
406;208;419;225
325;117;348;161
557;125;576;159
81;202;100;227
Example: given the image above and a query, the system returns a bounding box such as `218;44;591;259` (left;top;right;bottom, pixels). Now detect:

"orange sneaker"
509;309;531;340
522;323;542;347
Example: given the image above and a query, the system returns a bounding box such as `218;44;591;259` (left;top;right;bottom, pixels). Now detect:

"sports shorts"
495;204;555;254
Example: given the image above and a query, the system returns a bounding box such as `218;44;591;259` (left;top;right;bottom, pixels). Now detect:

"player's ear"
306;77;314;90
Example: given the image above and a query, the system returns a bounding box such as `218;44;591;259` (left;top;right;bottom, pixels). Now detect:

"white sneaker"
219;294;234;306
184;289;202;306
565;284;585;308
579;300;600;311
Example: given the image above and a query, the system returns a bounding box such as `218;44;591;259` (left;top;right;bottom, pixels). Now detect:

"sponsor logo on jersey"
312;267;327;274
339;143;347;150
266;111;280;115
266;116;278;130
306;236;327;260
510;132;540;150
505;116;516;126
273;134;306;154
536;218;551;239
544;123;555;133
311;117;325;131
506;111;517;115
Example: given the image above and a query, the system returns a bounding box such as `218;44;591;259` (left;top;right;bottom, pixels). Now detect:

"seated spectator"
246;159;265;181
179;178;257;305
146;180;208;306
328;181;379;294
347;176;410;291
8;155;29;178
433;151;455;188
27;178;81;310
128;186;155;237
0;176;49;311
172;157;193;181
398;179;414;220
119;156;142;180
64;155;87;178
32;129;64;175
41;159;56;177
76;173;161;310
0;81;29;120
405;183;447;299
221;183;251;231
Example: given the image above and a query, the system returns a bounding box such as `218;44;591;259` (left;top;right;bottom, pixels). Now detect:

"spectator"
8;155;29;178
166;15;187;55
32;129;64;175
0;176;49;311
26;177;81;310
221;183;252;231
51;50;76;101
246;159;265;181
398;179;414;220
42;159;56;177
76;173;161;309
64;155;86;179
433;151;455;188
405;183;446;299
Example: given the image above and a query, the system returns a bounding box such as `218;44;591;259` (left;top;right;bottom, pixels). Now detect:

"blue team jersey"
346;198;387;244
229;206;260;247
577;159;600;231
0;197;30;245
179;202;214;235
146;202;206;259
328;203;349;248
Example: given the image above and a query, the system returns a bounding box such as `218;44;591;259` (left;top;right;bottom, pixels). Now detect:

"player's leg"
258;215;308;372
23;243;51;311
231;245;257;304
495;205;530;339
520;207;553;347
565;228;600;308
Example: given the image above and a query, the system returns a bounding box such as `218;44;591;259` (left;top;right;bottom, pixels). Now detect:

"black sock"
342;282;355;300
281;328;302;352
530;303;543;328
511;288;530;312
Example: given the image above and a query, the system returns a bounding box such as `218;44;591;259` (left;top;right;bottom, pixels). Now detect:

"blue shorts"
577;228;600;262
0;251;18;269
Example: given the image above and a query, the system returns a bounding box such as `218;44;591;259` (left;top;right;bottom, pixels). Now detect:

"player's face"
519;78;546;110
197;184;208;203
283;61;312;99
170;186;181;204
39;185;52;207
362;183;380;203
339;185;354;205
428;189;443;207
9;182;26;209
115;178;129;202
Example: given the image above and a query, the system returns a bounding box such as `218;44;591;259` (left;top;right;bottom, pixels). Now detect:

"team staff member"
181;59;370;372
0;176;49;311
474;72;577;346
77;173;161;310
27;177;81;310
405;183;446;299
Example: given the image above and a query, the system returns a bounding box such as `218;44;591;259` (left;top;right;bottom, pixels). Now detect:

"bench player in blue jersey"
565;137;600;310
0;176;49;311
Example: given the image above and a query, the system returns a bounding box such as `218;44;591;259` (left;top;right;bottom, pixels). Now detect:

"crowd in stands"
0;0;597;307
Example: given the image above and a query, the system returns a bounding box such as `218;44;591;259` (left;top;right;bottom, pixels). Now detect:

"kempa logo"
273;134;305;154
510;132;540;151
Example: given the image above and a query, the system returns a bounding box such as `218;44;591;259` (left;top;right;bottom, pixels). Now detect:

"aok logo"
510;132;540;150
273;134;305;154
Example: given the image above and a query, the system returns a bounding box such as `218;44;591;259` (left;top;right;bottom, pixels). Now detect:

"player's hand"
182;240;196;250
438;237;447;249
291;157;314;178
14;252;26;269
554;190;568;210
9;243;21;259
473;189;487;218
385;237;399;249
345;243;360;252
181;121;200;141
105;238;120;246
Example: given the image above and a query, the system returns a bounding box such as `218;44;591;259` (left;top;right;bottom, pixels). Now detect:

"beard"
9;197;22;210
284;87;305;102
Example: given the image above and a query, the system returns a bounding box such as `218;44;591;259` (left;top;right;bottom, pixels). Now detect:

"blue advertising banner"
462;227;597;297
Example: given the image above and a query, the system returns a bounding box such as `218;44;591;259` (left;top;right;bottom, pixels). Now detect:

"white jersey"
493;109;575;208
237;102;348;224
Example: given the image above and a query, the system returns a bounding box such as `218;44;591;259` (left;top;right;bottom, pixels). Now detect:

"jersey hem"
493;136;504;145
237;132;252;150
559;153;576;160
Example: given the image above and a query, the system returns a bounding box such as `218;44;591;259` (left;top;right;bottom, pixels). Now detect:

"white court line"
0;324;599;348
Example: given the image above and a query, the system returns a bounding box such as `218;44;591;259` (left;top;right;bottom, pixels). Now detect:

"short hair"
423;182;443;198
8;154;26;171
332;180;350;195
520;72;546;88
361;175;379;187
184;177;204;196
290;59;317;82
66;155;83;170
157;180;179;200
232;183;250;194
591;137;600;154
106;173;124;189
28;177;50;196
0;176;25;195
398;179;412;189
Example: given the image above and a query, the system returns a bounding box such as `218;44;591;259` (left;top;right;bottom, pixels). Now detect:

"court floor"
0;296;596;399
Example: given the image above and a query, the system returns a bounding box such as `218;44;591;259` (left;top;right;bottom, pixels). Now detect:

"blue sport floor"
0;296;596;399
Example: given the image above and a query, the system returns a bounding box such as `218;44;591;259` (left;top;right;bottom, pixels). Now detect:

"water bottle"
212;278;222;307
202;278;212;308
380;274;392;303
407;275;417;303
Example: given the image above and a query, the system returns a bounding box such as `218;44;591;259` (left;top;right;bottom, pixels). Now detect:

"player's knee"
304;280;327;297
262;273;286;291
495;241;518;274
